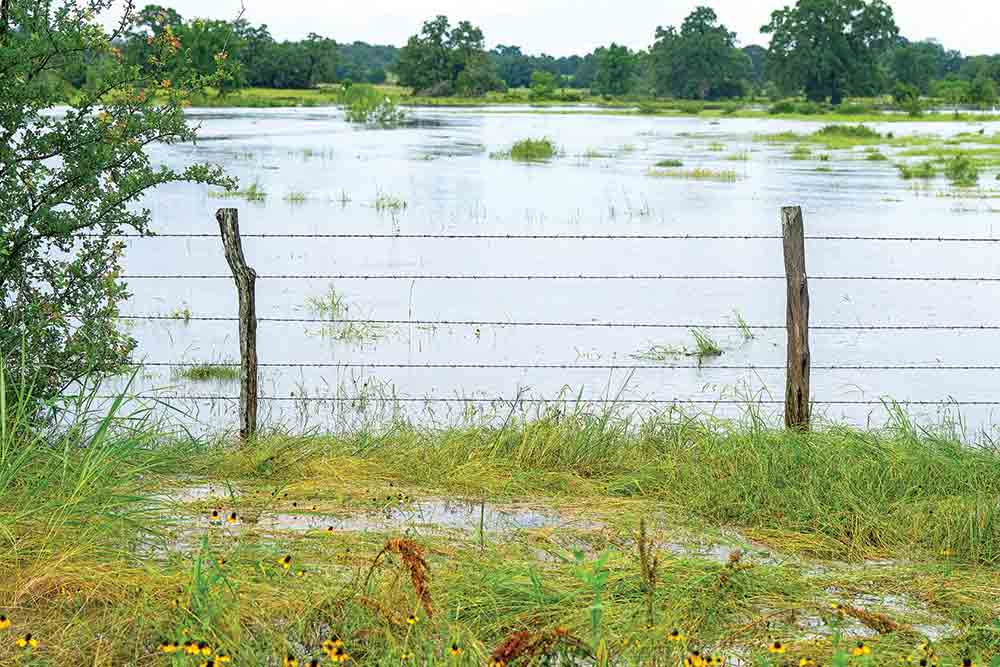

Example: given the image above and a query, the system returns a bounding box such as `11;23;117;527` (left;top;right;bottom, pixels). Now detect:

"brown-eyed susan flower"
0;615;10;630
199;641;212;656
449;643;463;657
227;512;238;524
852;642;871;657
201;661;216;667
800;659;817;667
685;651;704;667
185;641;200;655
215;654;231;664
668;629;685;642
768;641;786;655
326;527;335;534
296;569;307;578
279;555;293;570
407;614;417;625
217;559;227;568
160;641;179;654
307;660;321;667
16;634;38;649
210;510;221;522
961;659;974;667
401;652;414;662
331;646;349;663
284;653;299;667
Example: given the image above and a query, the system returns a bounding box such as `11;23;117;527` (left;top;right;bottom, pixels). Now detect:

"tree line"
54;1;1000;106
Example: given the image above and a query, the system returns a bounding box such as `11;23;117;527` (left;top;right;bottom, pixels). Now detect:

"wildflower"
217;559;227;568
768;641;786;655
210;510;221;522
284;654;299;667
279;555;293;570
199;641;213;656
16;633;38;649
449;643;463;657
216;655;232;664
308;660;321;667
201;661;216;667
685;651;704;667
0;615;10;630
322;638;343;654
296;569;307;578
962;660;974;667
160;641;180;654
331;646;349;663
800;659;817;667
185;641;200;655
401;653;414;662
327;527;335;534
227;512;238;524
710;656;726;666
407;614;417;625
668;629;685;642
852;642;871;657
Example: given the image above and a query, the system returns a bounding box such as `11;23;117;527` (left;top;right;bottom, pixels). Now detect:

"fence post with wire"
216;207;258;440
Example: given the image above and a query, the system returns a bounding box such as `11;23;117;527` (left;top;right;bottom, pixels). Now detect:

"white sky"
111;0;999;56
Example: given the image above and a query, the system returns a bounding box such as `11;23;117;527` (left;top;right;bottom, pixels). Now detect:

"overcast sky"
112;0;999;56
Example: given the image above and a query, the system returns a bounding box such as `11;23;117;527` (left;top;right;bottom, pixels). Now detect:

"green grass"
865;149;889;161
8;364;1000;666
647;167;739;182
173;363;241;382
655;159;684;167
373;191;408;212
897;161;938;180
283;190;309;204
631;329;724;363
492;138;557;162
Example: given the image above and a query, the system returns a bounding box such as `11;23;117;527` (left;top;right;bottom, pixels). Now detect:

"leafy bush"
944;154;980;187
1;0;231;399
341;84;406;127
510;138;556;161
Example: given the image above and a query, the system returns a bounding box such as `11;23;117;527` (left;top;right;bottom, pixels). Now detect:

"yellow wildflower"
210;510;221;522
852;642;871;657
331;646;349;663
160;641;179;654
16;633;38;649
0;615;10;630
407;614;417;625
668;629;685;642
279;555;293;570
801;659;817;667
284;654;299;667
216;655;232;664
768;641;786;655
449;643;463;657
227;512;238;524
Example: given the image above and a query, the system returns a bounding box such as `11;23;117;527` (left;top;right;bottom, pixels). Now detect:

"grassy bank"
179;87;1000;124
4;382;1000;665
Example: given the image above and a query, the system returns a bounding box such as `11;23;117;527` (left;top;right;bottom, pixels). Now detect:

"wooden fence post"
216;208;258;441
782;206;811;430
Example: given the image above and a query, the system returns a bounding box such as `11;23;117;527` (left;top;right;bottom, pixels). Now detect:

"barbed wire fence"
96;206;1000;440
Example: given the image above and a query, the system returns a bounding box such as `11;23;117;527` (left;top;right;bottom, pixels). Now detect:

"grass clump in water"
944;153;980;187
816;124;881;140
790;146;812;160
209;180;267;201
632;329;724;364
647;167;739;182
655;158;683;167
283;190;308;204
173;363;240;383
897;161;937;180
865;149;889;161
492;138;556;162
374;191;408;212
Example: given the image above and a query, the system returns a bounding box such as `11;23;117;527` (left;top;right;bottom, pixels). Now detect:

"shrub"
944;154;980;187
768;100;797;115
342;84;406;127
492;138;557;162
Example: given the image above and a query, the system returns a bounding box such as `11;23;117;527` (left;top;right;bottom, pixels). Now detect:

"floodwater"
110;106;1000;434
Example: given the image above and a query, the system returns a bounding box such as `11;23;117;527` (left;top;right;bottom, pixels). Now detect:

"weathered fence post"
782;206;811;430
216;208;258;441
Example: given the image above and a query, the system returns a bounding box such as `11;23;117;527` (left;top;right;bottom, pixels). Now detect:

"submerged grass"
7;365;1000;665
492;138;557;162
647;167;739;182
209;180;267;202
172;363;240;383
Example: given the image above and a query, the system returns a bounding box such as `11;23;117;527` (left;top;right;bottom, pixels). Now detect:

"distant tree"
889;40;942;93
593;43;636;96
652;6;751;99
967;75;998;106
572;52;599;88
491;45;533;88
762;0;899;105
529;70;558;99
396;16;501;96
743;45;768;86
396;15;455;93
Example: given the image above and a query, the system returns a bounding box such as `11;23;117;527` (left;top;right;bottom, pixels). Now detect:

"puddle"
156;484;241;503
252;499;601;535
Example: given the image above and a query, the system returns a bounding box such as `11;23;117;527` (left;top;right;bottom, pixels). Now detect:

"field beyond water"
4;383;1000;666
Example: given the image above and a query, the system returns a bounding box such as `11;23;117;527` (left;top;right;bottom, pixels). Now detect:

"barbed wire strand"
119;274;1000;282
79;232;1000;242
112;315;1000;331
135;361;1000;371
91;396;1000;406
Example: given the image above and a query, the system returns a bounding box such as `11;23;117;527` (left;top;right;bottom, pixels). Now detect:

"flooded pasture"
114;107;1000;433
